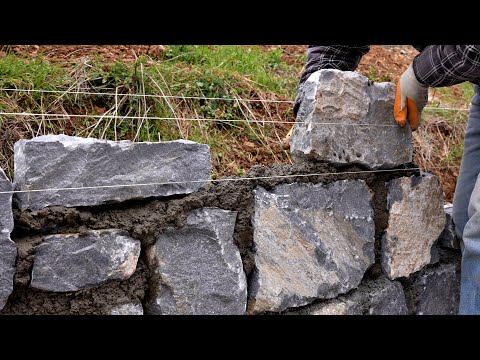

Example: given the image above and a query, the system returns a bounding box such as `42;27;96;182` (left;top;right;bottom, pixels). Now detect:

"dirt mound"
3;45;165;63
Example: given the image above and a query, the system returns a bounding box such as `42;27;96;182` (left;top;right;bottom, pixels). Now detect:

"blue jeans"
453;84;480;314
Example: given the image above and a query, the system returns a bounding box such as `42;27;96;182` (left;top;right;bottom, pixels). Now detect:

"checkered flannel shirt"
294;45;480;115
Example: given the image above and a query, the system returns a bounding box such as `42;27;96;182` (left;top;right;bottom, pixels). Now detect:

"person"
293;45;480;315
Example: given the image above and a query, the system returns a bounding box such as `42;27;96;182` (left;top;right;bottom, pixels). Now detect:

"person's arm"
413;45;480;87
394;45;480;130
294;45;370;116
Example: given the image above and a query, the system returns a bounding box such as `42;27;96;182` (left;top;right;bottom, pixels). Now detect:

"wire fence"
0;166;459;195
0;86;469;196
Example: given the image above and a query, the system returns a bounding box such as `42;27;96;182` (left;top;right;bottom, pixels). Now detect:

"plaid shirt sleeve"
294;45;370;115
298;45;371;85
413;45;480;87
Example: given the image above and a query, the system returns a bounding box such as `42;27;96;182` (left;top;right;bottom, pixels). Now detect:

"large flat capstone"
146;208;247;315
0;169;16;310
290;69;412;169
13;135;212;210
250;180;375;313
382;173;445;280
31;229;141;292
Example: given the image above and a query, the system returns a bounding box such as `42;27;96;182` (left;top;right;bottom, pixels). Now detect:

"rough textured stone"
0;234;17;310
146;208;247;315
290;69;412;169
368;278;408;315
382;173;445;279
414;263;460;315
287;276;407;315
304;298;363;315
107;300;144;315
13;134;212;210
31;229;141;292
0;169;13;233
437;204;460;250
250;180;375;313
0;169;16;310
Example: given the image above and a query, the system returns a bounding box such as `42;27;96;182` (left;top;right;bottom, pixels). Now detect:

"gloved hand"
394;62;429;131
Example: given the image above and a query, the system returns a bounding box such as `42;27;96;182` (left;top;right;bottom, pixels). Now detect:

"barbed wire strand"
0;165;459;195
0;111;404;126
0;111;470;127
0;88;471;111
0;88;293;104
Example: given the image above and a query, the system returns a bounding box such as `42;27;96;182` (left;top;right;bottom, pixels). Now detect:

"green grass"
0;54;68;90
459;81;475;104
0;46;300;179
366;65;392;83
162;45;299;96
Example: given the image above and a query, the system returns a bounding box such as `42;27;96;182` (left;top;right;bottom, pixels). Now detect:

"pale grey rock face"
0;169;16;310
107;300;144;315
287;276;407;315
382;173;446;280
437;204;460;249
30;229;141;292
290;69;412;169
304;298;363;315
0;234;17;310
13;135;212;210
250;180;375;313
0;169;14;234
146;208;247;315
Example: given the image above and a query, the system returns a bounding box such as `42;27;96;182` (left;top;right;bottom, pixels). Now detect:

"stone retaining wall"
0;70;461;315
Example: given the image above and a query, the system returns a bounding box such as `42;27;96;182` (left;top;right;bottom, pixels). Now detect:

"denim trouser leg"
453;84;480;314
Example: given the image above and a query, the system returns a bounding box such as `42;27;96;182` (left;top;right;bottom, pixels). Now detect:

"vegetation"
0;45;474;201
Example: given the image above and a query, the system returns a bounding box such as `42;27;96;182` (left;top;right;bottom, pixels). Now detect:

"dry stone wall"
0;70;461;315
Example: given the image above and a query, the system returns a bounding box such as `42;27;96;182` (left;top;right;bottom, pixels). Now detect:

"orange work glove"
394;63;429;131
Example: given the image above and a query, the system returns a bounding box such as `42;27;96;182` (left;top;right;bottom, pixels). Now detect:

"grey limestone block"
146;207;247;315
0;169;16;310
13;135;212;210
381;173;445;280
290;69;412;169
250;180;375;313
31;229;141;292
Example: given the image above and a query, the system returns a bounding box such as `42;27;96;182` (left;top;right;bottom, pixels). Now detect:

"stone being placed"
437;204;460;250
382;173;445;280
31;229;141;292
146;208;247;315
107;300;144;315
290;69;412;169
250;180;375;314
0;169;16;310
13;135;212;210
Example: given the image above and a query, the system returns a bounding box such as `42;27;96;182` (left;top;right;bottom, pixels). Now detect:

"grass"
411;82;474;202
0;46;301;180
0;45;475;202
